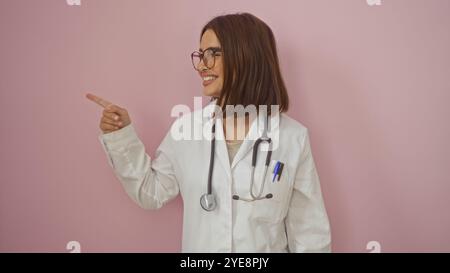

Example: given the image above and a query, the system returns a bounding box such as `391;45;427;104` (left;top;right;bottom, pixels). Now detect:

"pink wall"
1;0;449;252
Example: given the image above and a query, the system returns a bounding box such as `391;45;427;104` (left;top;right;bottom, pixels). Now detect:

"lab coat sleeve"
97;123;179;210
285;130;332;252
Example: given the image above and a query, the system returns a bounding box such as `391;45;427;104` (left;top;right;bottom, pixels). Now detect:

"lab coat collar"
196;98;281;171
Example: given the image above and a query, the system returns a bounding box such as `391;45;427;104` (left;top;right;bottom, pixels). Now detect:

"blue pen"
272;161;280;182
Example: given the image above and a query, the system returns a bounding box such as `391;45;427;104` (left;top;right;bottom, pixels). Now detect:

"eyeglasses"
191;47;222;71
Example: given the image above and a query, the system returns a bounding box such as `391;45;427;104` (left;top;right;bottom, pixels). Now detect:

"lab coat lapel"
230;118;257;169
230;113;281;169
214;117;232;180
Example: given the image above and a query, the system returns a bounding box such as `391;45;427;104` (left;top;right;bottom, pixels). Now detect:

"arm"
98;123;179;210
285;130;331;252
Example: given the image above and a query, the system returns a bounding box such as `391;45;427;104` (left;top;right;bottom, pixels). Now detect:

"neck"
223;115;253;141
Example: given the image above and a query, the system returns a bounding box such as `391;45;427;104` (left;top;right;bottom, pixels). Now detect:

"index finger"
85;93;113;108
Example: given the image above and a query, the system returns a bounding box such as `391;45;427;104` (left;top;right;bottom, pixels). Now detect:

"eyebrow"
199;46;221;52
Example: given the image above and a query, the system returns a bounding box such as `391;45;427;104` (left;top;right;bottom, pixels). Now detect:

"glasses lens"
191;49;219;70
191;52;202;70
204;50;215;69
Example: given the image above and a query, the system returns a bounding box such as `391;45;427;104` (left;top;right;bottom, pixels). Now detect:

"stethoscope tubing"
201;110;273;211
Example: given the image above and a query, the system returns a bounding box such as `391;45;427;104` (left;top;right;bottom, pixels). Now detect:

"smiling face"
197;29;224;98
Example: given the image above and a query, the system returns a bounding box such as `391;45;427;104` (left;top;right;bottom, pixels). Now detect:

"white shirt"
98;103;331;252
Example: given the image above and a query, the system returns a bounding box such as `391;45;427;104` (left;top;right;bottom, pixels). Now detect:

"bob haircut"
200;12;289;114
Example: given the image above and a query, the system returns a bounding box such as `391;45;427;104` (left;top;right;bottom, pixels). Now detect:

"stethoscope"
200;103;273;211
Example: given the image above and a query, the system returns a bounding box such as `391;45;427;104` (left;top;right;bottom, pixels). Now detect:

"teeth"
203;76;217;81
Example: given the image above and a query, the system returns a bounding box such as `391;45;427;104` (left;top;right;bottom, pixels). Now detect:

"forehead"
200;29;221;51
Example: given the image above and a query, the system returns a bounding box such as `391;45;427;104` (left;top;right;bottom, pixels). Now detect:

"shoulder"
166;103;213;143
170;102;212;127
279;113;309;140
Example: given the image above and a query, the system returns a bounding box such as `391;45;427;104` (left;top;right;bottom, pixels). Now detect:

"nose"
197;60;208;72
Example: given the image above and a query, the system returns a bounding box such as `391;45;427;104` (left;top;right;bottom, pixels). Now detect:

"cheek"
215;60;224;77
215;77;223;89
216;69;224;86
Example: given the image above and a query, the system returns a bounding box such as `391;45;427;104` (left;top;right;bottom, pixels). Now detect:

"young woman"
87;12;331;252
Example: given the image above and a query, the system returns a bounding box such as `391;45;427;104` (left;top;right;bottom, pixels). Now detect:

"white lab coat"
98;101;331;253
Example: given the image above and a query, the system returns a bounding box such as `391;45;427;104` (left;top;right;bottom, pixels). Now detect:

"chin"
203;87;221;98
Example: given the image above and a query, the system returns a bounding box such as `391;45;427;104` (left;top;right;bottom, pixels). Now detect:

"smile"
202;75;218;86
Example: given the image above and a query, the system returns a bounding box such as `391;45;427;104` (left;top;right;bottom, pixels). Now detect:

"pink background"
1;0;449;252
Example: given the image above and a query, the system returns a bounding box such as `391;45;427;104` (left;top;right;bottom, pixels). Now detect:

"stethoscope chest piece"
200;193;216;211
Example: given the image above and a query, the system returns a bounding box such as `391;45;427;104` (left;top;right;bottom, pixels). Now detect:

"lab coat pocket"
251;160;290;223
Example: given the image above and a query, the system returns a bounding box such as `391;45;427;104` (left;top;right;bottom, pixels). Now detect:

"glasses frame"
191;47;222;71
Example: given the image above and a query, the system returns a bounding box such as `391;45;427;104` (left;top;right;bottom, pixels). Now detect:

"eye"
204;49;214;56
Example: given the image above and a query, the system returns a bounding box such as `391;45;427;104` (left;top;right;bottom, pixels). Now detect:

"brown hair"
200;12;289;114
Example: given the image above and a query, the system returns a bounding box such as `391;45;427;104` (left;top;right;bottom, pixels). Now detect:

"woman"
87;12;331;252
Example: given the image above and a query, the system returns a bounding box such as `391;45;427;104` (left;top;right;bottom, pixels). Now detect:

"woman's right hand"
86;93;132;134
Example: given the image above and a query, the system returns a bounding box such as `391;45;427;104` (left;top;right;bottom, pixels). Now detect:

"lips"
202;75;218;87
